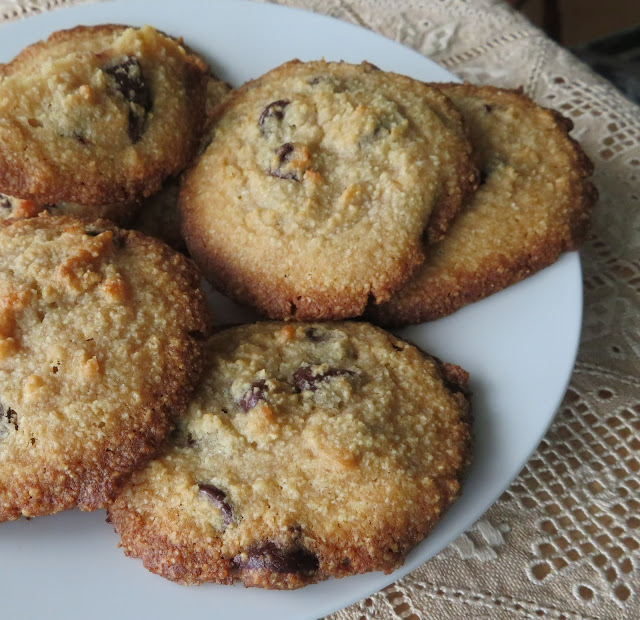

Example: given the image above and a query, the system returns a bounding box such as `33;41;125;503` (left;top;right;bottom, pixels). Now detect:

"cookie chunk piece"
108;322;471;589
0;215;210;521
0;24;208;214
369;84;597;325
181;60;476;320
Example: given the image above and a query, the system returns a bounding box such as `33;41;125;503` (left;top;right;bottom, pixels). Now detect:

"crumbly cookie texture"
0;215;210;521
180;60;476;320
368;84;597;325
108;321;471;589
0;24;208;209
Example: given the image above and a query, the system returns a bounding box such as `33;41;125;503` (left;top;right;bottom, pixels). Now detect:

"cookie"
0;215;210;521
132;77;232;250
368;84;597;325
108;321;471;589
0;24;209;214
180;60;477;320
0;193;43;220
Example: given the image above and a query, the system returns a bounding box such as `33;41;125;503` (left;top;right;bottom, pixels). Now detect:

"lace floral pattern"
0;0;637;618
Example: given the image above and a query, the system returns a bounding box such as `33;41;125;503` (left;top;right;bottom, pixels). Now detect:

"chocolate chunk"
258;99;290;131
268;142;306;182
127;110;146;143
268;143;299;181
239;380;268;412
0;404;18;431
103;56;151;110
198;484;234;526
292;366;355;392
103;56;151;143
233;542;318;575
0;194;11;209
304;327;327;342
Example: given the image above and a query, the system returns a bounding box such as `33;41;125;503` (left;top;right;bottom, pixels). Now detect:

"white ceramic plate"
0;1;583;618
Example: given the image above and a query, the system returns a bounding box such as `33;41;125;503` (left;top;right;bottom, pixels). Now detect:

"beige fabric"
1;0;637;617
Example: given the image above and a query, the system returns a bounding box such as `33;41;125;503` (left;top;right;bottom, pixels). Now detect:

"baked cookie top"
0;24;208;207
181;60;476;320
108;321;471;589
0;215;210;521
369;84;597;325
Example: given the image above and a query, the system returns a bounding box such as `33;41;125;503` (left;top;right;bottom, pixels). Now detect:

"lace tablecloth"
2;0;638;618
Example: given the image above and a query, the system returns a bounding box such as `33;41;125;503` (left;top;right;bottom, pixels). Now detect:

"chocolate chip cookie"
0;24;209;216
181;60;476;320
108;321;471;589
369;84;597;325
0;215;210;521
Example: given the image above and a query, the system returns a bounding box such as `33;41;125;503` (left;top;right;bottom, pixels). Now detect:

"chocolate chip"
127;111;146;143
268;142;302;181
268;142;308;182
258;100;290;131
233;542;318;575
239;380;268;412
103;56;151;143
304;327;326;342
84;228;105;237
484;104;493;113
198;484;234;526
0;194;11;209
0;404;18;431
104;56;151;109
292;366;355;392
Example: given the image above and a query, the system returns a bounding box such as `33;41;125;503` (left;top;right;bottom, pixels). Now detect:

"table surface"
0;1;637;618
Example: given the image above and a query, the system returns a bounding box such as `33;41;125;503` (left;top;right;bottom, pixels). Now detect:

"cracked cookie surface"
108;321;471;589
180;60;476;320
0;215;210;521
0;24;208;213
369;84;596;325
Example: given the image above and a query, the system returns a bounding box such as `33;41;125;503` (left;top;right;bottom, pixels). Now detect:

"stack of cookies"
0;23;595;591
180;59;596;324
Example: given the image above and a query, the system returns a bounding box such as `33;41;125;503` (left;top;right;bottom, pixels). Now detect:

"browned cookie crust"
180;60;476;320
369;84;597;325
0;215;210;521
108;322;471;589
0;24;208;211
